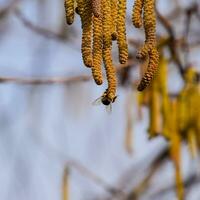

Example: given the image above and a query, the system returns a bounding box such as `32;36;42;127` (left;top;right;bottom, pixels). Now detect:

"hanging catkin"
110;0;118;40
92;15;103;85
132;0;143;28
137;48;159;91
102;0;117;102
92;0;101;17
64;0;75;25
169;99;184;200
62;167;69;200
117;0;128;64
78;0;93;68
133;0;159;91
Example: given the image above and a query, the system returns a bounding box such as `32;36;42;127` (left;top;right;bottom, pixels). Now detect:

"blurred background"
0;0;199;199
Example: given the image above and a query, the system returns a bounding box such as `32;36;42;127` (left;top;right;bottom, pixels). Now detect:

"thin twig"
14;9;67;41
0;59;134;85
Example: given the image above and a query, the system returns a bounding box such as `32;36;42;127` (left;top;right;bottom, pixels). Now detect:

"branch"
0;60;134;85
0;75;91;85
149;172;200;199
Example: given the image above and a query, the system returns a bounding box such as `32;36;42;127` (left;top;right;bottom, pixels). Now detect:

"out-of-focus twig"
102;145;169;200
34;133;124;196
0;0;20;18
156;7;185;77
149;173;200;200
14;9;67;41
126;147;168;200
0;75;91;85
0;59;134;85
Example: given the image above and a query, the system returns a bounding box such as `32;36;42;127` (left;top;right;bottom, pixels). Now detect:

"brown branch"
0;0;20;17
126;147;168;200
0;75;91;85
149;173;200;200
36;134;124;196
68;160;124;196
0;60;134;85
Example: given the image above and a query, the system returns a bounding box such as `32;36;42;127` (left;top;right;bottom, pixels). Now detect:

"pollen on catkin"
64;0;75;25
79;0;93;68
92;15;103;85
132;0;143;28
117;0;128;64
102;0;117;100
110;0;118;40
135;0;158;90
92;0;101;17
137;47;159;91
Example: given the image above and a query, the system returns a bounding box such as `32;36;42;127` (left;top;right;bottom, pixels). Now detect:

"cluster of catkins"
138;57;200;200
64;0;158;105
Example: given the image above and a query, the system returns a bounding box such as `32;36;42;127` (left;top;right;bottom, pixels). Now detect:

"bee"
93;89;117;112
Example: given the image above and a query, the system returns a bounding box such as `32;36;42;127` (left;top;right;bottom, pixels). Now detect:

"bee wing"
92;97;102;106
106;104;112;113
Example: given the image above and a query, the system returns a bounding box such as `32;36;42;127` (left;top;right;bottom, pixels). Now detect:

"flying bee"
93;89;117;112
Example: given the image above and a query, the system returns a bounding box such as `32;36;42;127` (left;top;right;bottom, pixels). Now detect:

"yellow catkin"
158;55;168;95
148;80;162;138
169;99;184;200
92;15;103;85
136;0;158;91
64;0;75;25
158;55;170;138
78;0;93;68
102;0;117;102
187;128;198;158
136;0;156;59
132;0;143;28
162;95;170;138
110;0;118;40
62;167;69;200
117;0;128;64
137;47;159;91
92;0;101;17
177;90;188;132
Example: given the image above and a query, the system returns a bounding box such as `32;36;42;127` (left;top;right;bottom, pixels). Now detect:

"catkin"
137;48;159;91
169;100;184;200
62;167;69;200
117;0;128;64
136;0;156;59
79;0;93;68
92;0;101;17
149;81;162;138
92;15;103;85
64;0;75;25
110;0;118;40
132;0;143;28
102;0;117;100
134;0;158;91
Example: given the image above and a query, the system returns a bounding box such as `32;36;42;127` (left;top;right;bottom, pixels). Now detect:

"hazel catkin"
132;0;143;28
92;15;103;85
102;0;117;101
64;0;75;25
79;0;93;68
137;48;159;91
134;0;159;91
117;0;128;64
92;0;101;18
110;0;118;40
